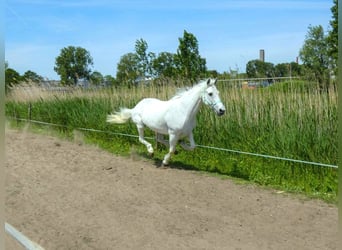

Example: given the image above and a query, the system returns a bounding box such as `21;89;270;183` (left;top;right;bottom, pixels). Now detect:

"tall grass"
6;80;338;202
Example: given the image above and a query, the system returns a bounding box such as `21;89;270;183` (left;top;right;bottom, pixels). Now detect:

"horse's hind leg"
137;125;154;156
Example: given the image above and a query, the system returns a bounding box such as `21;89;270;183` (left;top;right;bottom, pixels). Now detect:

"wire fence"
217;76;300;83
7;117;338;169
216;76;300;88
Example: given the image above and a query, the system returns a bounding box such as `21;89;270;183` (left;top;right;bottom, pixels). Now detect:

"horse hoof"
160;162;169;169
148;152;154;158
174;150;178;155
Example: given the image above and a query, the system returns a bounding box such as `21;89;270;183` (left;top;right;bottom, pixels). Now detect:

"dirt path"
5;129;337;250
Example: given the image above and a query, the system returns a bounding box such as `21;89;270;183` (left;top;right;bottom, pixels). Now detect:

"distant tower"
259;49;265;62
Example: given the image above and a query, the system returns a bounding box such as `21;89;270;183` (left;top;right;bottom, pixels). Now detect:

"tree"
90;71;104;85
103;75;116;87
246;60;274;78
152;52;177;78
299;25;330;88
274;63;290;77
5;68;20;92
175;30;206;80
22;70;43;83
289;62;303;77
135;39;155;77
327;0;338;75
206;70;219;78
54;46;93;85
116;52;140;85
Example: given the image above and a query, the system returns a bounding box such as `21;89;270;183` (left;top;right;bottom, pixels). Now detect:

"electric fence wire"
8;117;338;169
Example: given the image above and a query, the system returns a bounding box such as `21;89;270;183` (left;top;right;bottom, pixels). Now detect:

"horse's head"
201;78;226;116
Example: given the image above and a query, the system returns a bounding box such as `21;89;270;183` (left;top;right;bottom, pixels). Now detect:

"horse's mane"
170;79;207;100
170;87;190;99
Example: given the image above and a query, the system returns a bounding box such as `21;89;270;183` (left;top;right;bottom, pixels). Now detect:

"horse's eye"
208;93;213;97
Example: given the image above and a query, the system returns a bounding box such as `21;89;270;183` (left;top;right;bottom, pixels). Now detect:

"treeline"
114;30;207;85
5;61;44;92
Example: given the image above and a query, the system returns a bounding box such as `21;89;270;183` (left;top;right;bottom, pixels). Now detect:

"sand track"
5;129;337;249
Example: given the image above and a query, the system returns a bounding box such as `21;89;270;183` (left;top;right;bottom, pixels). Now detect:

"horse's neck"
178;83;205;119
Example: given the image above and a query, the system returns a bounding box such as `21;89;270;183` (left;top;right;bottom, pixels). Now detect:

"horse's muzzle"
218;108;225;116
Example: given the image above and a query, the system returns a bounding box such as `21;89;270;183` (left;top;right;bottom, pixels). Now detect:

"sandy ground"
5;129;338;250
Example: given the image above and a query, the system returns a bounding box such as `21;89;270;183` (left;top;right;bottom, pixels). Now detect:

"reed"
5;79;338;202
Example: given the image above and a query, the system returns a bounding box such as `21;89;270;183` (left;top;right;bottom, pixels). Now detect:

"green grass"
5;80;338;202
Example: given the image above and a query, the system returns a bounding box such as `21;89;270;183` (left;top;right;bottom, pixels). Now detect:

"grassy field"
5;80;338;202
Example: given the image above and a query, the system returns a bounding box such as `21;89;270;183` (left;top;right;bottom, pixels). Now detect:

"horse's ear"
206;78;211;85
214;78;217;85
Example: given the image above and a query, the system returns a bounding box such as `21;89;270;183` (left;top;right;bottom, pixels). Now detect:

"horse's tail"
107;108;132;124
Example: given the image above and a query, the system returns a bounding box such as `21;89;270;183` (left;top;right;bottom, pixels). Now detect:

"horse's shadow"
152;158;198;171
137;148;198;171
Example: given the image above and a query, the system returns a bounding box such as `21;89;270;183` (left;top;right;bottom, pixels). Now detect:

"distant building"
41;80;61;88
134;76;154;85
76;78;90;88
259;49;265;62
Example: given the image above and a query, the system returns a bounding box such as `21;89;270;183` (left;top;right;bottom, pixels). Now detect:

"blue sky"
6;0;332;80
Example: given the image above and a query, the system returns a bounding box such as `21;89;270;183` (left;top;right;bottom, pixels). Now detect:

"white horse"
107;78;225;166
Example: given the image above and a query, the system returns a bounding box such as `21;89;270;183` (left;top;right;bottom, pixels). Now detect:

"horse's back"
133;98;170;113
131;98;171;134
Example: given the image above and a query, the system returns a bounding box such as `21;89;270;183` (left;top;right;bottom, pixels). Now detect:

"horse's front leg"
162;132;178;166
180;132;196;151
